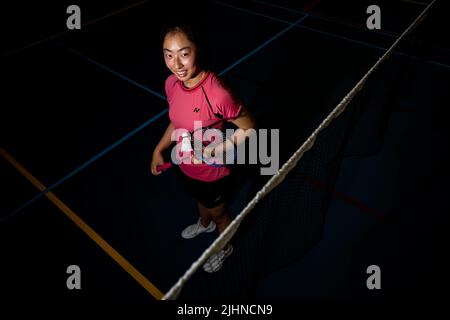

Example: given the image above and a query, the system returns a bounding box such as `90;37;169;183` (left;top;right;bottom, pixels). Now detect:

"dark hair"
160;22;209;70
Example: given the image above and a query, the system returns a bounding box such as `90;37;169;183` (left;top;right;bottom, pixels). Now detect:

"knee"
207;205;228;221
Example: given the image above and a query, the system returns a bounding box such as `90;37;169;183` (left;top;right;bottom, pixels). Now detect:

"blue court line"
218;13;310;75
252;0;404;38
0;0;150;60
56;42;166;100
0;109;168;223
2;6;309;222
251;0;450;54
212;0;450;70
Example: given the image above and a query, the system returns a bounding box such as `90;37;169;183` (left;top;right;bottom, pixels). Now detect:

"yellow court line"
0;0;149;59
0;147;164;300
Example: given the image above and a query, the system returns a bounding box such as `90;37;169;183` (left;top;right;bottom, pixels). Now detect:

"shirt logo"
193;107;200;113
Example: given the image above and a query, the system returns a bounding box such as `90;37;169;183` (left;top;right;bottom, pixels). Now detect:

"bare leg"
207;202;232;234
197;201;212;227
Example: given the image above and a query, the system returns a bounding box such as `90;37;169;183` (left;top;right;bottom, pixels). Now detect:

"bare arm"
205;106;256;159
154;122;175;154
231;106;256;131
151;122;175;175
228;106;256;151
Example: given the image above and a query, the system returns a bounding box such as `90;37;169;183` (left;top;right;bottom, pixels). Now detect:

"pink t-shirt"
165;71;242;182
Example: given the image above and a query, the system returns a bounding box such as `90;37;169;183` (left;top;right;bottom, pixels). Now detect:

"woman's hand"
150;150;165;175
191;150;203;164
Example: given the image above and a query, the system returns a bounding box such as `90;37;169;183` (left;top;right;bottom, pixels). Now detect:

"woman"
151;23;255;273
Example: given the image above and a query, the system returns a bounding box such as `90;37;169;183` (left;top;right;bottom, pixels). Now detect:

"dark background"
0;0;449;310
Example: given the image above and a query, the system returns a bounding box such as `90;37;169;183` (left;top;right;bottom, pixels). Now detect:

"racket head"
191;126;228;167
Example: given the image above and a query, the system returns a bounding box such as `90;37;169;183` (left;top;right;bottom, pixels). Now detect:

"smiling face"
163;31;204;88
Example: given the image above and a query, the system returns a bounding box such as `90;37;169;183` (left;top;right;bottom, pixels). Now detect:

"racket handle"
156;162;173;172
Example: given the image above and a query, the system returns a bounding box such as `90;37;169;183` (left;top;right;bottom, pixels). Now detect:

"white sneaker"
181;219;216;239
203;244;233;273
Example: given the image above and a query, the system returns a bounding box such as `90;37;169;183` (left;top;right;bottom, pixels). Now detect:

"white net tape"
162;0;436;300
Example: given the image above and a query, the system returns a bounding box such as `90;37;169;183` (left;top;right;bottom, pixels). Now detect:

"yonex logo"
193;107;200;113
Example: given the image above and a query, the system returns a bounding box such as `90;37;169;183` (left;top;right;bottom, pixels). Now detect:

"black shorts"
175;167;238;209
